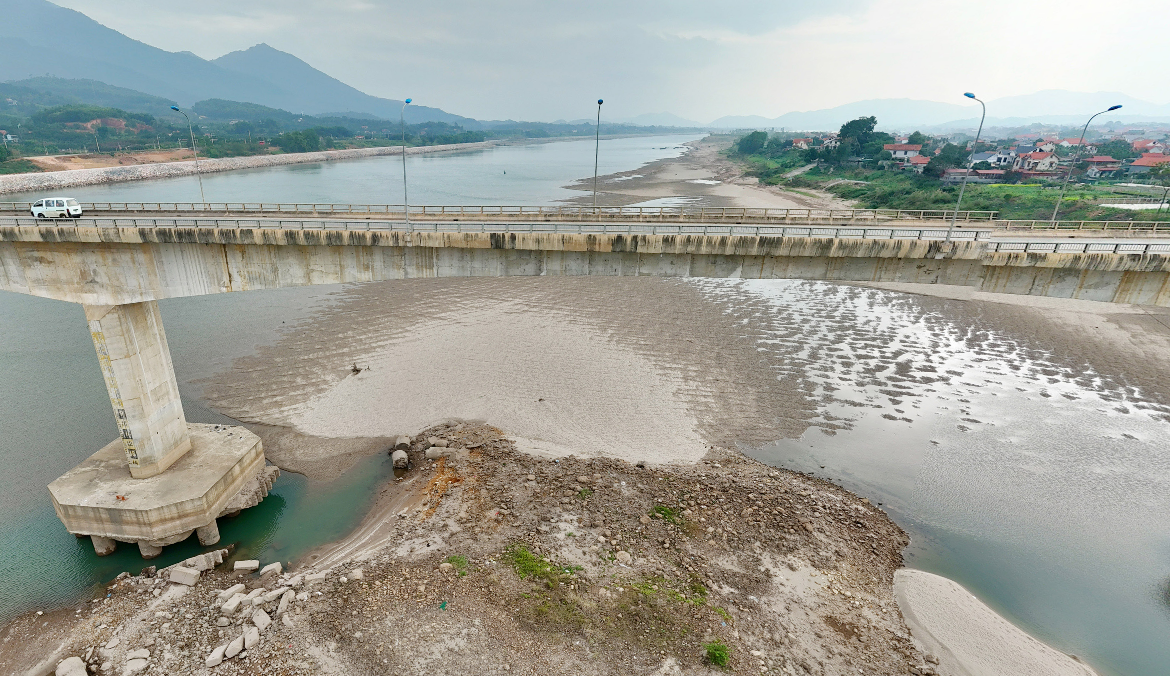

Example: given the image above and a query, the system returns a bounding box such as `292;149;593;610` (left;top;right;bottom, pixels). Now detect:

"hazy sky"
52;0;1169;122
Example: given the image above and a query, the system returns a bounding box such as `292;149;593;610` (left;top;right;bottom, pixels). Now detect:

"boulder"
55;657;87;676
225;634;244;659
243;626;260;649
168;566;200;586
124;658;147;674
253;609;272;632
234;560;260;572
391;450;409;468
350;568;364;581
277;589;293;617
260;562;282;577
205;645;226;667
217;583;246;602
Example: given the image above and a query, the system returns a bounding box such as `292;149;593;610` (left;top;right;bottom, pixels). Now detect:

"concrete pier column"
196;520;221;546
137;541;163;559
84;301;191;479
91;535;116;556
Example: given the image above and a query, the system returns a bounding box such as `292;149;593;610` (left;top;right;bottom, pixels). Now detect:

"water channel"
0;134;1166;675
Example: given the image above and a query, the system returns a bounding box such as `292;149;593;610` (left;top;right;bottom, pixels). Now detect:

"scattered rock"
305;572;327;584
253;609;272;632
104;638;120;650
216;617;230;627
124;658;147;674
615;550;632;565
233;560;260;573
217;583;246;602
439;562;455;574
205;645;226;667
282;613;295;628
125;649;149;660
55;657;86;676
350;568;364;580
260;562;282;577
168;566;200;586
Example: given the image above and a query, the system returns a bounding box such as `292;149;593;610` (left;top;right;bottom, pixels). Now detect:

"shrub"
704;640;730;667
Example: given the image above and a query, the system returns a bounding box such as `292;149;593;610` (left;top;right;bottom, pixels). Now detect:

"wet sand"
562;136;854;209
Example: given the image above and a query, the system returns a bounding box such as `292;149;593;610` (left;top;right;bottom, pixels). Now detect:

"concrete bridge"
2;212;1168;559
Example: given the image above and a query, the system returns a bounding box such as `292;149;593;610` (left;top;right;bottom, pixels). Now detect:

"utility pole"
593;99;604;210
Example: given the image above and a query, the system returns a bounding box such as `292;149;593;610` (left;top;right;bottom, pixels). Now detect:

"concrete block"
137;541;162;559
217;583;245;602
169;566;200;586
277;589;293;617
126;649;149;660
391;449;408;468
282;612;295;628
350;568;363;581
394;436;411;450
252;609;272;632
220;593;247;614
305;571;327;584
243;625;260;649
259;561;282;577
225;634;244;659
261;586;289;603
234;560;260;572
426;447;453;460
125;658;147;674
287;574;303;588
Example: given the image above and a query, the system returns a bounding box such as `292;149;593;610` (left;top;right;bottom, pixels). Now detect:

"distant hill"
0;0;472;125
0;77;178;118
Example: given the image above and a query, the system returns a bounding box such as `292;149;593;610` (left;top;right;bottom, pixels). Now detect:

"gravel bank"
0;141;499;196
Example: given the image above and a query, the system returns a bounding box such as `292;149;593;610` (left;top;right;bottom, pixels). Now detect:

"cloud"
48;0;1170;122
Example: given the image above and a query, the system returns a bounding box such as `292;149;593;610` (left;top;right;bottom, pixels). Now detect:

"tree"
0;145;9;163
838;116;877;147
923;143;969;178
1094;139;1137;160
907;131;928;146
736;131;768;155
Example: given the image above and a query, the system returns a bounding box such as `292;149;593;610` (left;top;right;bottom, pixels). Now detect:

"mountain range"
0;0;472;125
2;0;1168;133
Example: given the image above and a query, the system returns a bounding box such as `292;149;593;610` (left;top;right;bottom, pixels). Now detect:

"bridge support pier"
84;301;191;479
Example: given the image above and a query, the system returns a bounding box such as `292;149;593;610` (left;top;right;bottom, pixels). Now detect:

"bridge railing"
987;219;1170;232
0;202;999;223
987;240;1170;255
0;215;995;241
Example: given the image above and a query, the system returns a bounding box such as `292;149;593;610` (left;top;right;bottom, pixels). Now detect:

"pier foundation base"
48;423;276;558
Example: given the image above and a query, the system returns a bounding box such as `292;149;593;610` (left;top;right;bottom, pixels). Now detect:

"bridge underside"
2;225;1168;557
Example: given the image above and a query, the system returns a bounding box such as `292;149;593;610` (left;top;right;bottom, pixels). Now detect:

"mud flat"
563;136;855;210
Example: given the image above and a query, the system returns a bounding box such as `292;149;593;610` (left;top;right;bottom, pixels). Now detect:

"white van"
31;197;83;218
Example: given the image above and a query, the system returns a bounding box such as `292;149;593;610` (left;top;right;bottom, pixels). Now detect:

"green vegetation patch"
505;544;580;588
651;505;682;524
577;488;594;499
705;640;731;667
444;554;469;576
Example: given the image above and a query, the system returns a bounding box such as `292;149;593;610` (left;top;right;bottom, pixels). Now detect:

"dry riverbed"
10;422;936;676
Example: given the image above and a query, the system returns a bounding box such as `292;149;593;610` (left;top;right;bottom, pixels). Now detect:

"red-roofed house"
1132;139;1166;154
903;155;931;173
1127;154;1170;175
791;138;815;150
1084;156;1122;178
1014;151;1058;172
883;143;922;159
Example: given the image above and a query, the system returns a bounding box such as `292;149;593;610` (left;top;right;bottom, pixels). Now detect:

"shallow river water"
0;136;1166;676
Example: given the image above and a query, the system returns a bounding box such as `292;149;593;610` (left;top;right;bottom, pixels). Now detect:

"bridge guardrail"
987;240;1170;255
0;216;993;241
0;202;999;223
988;219;1169;232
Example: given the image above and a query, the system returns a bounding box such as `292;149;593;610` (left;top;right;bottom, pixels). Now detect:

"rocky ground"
8;422;942;676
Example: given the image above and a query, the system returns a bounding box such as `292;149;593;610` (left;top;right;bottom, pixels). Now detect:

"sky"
49;0;1170;122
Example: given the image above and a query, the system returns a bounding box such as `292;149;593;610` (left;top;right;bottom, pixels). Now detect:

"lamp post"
1050;104;1122;225
170;106;206;206
400;99;412;226
593;99;603;211
946;92;985;242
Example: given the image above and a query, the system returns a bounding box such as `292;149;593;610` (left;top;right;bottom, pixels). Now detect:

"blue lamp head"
598;99;604;105
1108;104;1122;111
170;106;180;111
405;98;412;104
963;92;976;99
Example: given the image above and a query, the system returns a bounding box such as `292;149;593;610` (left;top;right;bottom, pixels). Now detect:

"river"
0;134;1166;676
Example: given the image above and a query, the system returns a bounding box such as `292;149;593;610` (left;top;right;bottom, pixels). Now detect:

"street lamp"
946;92;985;242
593;99;603;210
170;106;206;206
401;98;412;226
1050;104;1122;225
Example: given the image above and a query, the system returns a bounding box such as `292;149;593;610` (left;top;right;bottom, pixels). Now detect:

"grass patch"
0;159;42;175
713;606;732;621
704;640;731;667
505;544;580;588
651;505;682;524
577;488;594;499
444;554;469;576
